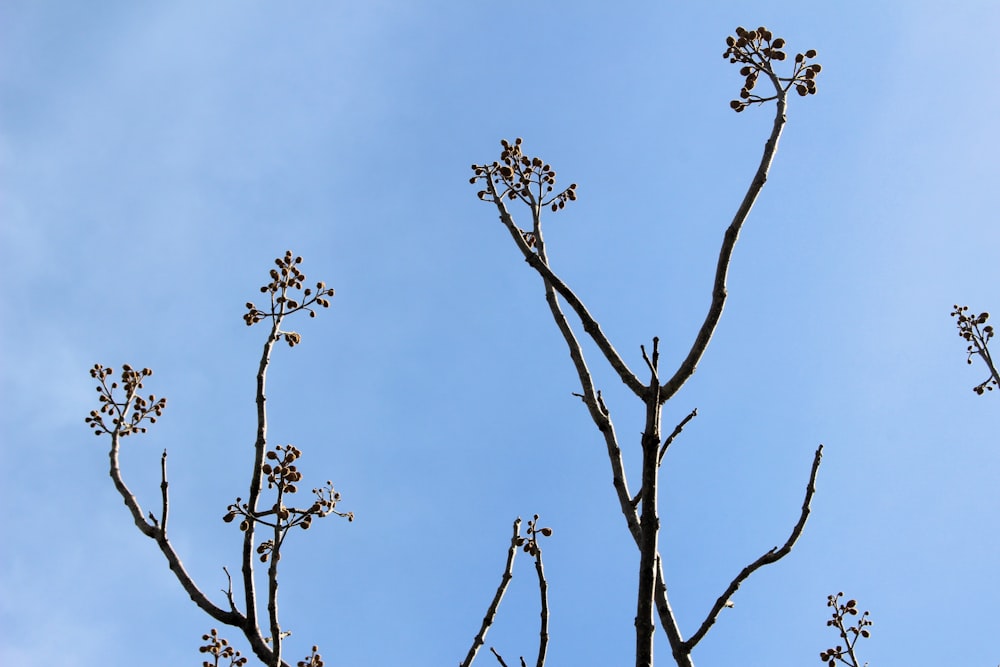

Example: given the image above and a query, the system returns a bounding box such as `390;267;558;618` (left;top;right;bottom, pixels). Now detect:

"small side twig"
160;449;169;533
489;647;509;667
657;408;698;467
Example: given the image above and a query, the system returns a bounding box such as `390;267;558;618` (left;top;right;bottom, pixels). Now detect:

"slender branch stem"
532;544;549;667
159;449;169;533
485;183;645;398
485;185;642;542
242;316;283;651
653;558;693;667
634;393;661;667
106;434;243;627
490;647;510;667
660;91;788;403
461;519;522;667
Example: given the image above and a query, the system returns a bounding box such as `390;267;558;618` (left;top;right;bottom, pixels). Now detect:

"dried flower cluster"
819;593;872;667
517;514;553;557
724;26;822;111
471;138;577;213
244;251;335;346
199;628;248;667
951;305;998;394
85;364;167;437
224;443;352;560
297;646;325;667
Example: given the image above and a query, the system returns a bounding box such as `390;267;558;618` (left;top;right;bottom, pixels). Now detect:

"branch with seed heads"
724;26;822;112
951;305;999;395
470;27;824;667
86;252;343;667
462;517;552;667
819;593;872;667
200;628;250;667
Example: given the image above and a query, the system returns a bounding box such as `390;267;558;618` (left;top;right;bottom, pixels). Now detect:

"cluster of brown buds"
297;646;325;667
263;444;305;493
471;138;577;213
199;628;248;667
244;251;335;347
951;305;997;394
517;514;554;557
724;26;822;111
224;444;352;554
85;364;167;437
819;593;872;667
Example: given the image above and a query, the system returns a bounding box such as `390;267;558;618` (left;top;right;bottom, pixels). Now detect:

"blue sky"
1;2;998;665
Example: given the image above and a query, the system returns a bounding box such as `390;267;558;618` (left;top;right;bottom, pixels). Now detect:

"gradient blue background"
2;2;998;665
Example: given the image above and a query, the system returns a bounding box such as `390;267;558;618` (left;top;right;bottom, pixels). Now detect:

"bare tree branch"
477;169;646;398
462;519;522;667
529;520;551;667
653;559;694;667
469;28;823;667
481;176;642;542
659;91;788;404
682;444;823;652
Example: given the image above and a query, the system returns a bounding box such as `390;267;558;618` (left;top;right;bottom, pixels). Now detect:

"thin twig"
159;449;169;533
489;647;510;667
222;567;239;614
657;409;698;467
532;539;549;667
461;519;522;667
682;444;823;652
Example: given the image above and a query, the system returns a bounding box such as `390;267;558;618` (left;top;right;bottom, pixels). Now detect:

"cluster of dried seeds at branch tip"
724;26;822;112
199;628;248;667
85;364;167;437
819;593;872;667
517;514;553;557
470;137;577;213
224;443;352;560
244;251;335;346
951;305;997;394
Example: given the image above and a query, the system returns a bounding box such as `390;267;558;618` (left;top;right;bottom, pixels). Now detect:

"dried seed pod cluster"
224;444;352;557
724;26;822;111
819;592;872;667
199;628;248;667
517;514;554;557
297;646;325;667
951;305;997;394
471;138;577;213
85;363;167;437
244;251;335;347
264;444;305;493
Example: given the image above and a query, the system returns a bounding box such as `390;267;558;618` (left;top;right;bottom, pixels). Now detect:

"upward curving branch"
659;88;786;403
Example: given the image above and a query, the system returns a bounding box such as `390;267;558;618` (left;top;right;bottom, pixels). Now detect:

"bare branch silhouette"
470;26;823;667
